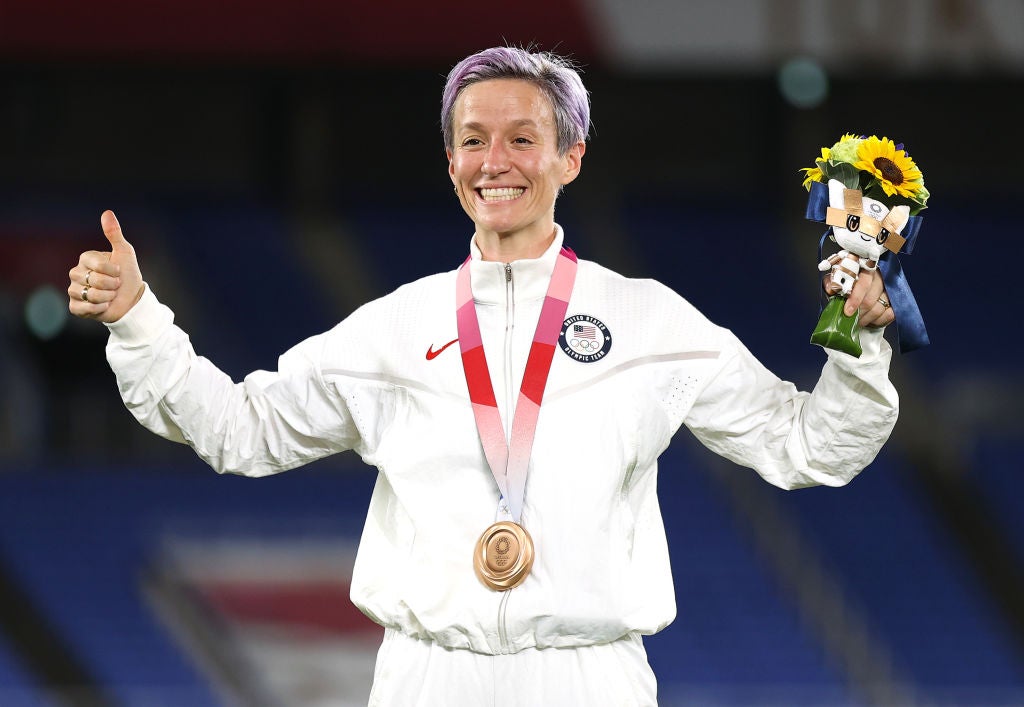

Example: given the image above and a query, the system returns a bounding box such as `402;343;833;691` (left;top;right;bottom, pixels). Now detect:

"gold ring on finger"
85;270;93;287
81;286;90;303
877;296;890;309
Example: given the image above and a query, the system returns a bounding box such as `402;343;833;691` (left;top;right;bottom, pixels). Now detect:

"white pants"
367;629;658;707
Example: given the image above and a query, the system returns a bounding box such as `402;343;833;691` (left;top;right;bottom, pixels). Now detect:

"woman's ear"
561;141;586;186
447;148;455;183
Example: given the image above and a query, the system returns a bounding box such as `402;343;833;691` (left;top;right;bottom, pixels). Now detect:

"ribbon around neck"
807;181;929;353
456;247;578;523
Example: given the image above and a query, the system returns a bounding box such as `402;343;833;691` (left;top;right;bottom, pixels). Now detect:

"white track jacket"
106;227;898;656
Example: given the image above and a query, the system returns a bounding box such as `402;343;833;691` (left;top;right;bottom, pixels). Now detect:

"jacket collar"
467;225;565;306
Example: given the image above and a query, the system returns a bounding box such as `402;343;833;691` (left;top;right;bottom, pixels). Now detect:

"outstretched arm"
67;211;359;477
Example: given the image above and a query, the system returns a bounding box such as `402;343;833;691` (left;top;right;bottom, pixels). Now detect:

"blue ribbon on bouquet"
806;181;930;353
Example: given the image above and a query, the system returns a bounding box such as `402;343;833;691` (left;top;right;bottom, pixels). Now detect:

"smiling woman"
447;78;585;261
68;44;903;707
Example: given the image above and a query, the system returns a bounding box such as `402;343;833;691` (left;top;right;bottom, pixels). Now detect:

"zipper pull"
505;263;512;282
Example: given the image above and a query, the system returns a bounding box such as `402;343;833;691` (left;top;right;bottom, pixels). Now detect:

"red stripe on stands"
198;581;382;639
0;0;601;63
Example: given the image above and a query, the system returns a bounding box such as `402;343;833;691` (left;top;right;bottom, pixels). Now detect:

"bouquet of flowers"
801;134;930;356
802;133;929;215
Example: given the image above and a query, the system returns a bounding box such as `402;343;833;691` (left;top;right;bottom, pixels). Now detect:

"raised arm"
66;211;362;477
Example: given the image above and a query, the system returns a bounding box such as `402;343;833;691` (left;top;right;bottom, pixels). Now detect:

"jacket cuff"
103;284;173;345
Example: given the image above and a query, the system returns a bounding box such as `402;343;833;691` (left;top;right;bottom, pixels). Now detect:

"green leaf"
826;162;861;189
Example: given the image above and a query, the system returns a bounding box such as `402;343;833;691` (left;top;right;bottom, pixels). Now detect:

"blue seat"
775;452;1024;698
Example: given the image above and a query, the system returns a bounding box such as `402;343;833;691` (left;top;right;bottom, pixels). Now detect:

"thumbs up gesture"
68;210;145;323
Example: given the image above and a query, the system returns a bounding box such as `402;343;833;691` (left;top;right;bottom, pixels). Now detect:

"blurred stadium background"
2;0;1022;705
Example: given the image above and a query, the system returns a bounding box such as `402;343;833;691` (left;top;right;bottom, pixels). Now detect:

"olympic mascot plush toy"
802;134;930;357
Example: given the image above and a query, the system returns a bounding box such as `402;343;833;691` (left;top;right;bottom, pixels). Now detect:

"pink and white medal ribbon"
456;246;577;590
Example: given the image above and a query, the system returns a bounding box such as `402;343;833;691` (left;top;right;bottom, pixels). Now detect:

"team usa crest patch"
559;314;611;363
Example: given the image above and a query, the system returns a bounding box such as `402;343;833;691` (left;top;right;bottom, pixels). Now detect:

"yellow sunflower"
800;147;831;190
853;136;925;200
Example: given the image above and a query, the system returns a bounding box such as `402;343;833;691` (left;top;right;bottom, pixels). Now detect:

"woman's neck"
475;227;556;262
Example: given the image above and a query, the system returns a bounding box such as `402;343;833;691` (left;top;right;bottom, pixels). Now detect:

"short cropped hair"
441;46;591;157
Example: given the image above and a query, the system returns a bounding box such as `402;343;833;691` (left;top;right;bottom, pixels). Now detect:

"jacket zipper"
502;263;514;445
497;590;512;654
498;261;514;654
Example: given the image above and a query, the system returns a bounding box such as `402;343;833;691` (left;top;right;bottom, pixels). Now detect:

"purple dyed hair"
441;46;591;156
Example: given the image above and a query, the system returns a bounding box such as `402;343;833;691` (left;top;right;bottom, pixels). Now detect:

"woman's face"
447;79;583;249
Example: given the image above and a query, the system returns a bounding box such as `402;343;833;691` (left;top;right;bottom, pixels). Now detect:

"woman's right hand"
68;210;145;323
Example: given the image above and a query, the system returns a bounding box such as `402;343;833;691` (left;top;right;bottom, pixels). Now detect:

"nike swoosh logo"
426;338;459;360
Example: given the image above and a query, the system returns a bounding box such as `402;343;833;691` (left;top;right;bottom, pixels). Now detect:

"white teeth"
479;187;525;201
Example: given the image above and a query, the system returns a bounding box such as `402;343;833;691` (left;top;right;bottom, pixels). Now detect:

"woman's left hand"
845;268;895;329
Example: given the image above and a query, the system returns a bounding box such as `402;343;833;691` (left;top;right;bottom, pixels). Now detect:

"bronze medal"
473;521;534;591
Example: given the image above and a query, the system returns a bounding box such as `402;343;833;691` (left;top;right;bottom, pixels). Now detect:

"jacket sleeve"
682;325;899;490
104;285;363;477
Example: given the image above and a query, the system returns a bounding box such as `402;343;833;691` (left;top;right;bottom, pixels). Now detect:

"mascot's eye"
846;214;861;231
877;229;890;245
